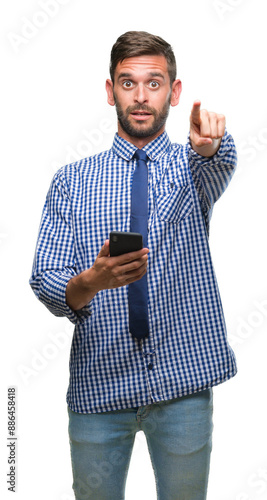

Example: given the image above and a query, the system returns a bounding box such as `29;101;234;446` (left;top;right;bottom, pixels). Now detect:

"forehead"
114;55;169;78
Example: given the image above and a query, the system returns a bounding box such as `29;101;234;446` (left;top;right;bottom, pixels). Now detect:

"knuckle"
209;112;216;120
110;265;119;276
107;264;114;275
116;275;124;284
200;109;208;118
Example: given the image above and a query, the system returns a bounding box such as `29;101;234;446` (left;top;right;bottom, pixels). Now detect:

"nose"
134;83;148;105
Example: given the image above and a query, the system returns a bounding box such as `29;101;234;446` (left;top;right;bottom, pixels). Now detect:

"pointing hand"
190;100;225;157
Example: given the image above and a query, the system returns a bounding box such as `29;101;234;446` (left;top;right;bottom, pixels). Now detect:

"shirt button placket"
143;349;155;371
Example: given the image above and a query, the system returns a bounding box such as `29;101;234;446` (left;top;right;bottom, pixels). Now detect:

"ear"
106;79;115;106
170;79;182;107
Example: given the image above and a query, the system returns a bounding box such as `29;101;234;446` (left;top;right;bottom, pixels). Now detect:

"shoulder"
52;149;113;186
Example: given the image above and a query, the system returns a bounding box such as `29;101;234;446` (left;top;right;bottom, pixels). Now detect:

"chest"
70;151;195;263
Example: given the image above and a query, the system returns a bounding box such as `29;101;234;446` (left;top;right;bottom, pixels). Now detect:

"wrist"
190;137;221;157
66;268;99;311
80;267;100;296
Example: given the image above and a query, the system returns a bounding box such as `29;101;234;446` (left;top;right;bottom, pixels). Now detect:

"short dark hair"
109;31;177;85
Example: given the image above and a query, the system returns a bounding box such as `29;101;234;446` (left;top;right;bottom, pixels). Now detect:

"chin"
130;125;164;139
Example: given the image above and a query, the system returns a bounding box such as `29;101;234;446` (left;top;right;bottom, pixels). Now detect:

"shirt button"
148;363;153;370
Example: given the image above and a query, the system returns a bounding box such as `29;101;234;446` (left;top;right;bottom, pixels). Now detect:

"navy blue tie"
128;149;149;340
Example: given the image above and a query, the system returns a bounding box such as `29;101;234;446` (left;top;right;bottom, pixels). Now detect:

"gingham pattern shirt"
30;130;238;414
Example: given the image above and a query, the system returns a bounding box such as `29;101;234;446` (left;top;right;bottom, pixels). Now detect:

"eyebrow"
148;72;165;79
117;73;132;80
117;72;165;81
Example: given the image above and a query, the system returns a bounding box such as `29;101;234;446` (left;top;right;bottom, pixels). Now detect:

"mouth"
130;111;153;121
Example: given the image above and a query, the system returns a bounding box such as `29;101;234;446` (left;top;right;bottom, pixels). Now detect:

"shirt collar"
112;131;172;162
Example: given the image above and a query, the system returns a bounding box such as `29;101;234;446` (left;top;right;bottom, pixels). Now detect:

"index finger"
113;247;149;264
190;100;201;125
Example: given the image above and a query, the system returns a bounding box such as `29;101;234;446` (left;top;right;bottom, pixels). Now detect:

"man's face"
106;55;182;146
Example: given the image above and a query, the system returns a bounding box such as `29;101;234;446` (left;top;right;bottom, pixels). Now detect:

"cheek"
114;92;130;109
152;90;170;106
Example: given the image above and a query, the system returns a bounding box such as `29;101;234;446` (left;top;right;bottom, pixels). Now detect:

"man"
30;31;237;500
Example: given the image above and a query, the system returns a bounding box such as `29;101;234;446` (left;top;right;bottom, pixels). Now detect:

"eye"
122;80;133;89
149;81;160;89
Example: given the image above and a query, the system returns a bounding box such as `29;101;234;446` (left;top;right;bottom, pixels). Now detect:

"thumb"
98;239;110;258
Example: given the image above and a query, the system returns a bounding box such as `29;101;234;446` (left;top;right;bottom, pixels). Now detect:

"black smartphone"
109;231;143;257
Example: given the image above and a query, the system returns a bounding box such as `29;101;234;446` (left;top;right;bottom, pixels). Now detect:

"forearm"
66;268;99;311
188;129;237;232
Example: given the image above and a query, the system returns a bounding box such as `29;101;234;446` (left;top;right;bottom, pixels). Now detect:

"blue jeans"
68;389;213;500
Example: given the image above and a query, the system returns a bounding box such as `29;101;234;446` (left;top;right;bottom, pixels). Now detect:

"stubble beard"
113;93;171;139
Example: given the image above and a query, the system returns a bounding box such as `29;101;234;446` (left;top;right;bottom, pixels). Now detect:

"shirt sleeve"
187;129;237;229
29;167;92;324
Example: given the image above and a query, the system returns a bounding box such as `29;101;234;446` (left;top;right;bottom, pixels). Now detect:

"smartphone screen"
109;231;143;257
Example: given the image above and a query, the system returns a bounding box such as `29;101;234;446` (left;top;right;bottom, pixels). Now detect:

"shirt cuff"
187;129;235;163
38;269;92;325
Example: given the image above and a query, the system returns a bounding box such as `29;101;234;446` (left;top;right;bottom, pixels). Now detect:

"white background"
1;1;267;499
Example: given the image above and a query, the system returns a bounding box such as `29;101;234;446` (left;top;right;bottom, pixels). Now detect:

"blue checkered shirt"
30;130;238;413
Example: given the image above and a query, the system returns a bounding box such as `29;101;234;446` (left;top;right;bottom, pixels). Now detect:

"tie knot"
134;149;148;163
